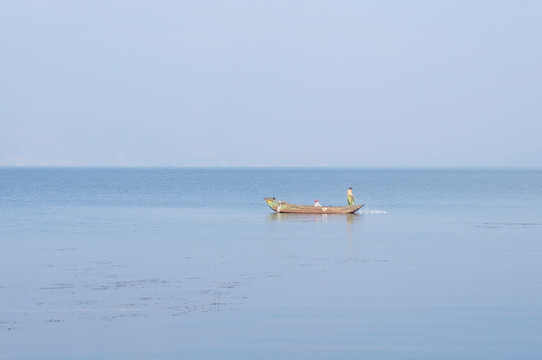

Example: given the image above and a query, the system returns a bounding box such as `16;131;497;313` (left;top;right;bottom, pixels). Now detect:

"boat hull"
264;197;363;214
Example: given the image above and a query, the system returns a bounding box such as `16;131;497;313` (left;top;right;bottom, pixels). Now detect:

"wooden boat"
264;197;363;214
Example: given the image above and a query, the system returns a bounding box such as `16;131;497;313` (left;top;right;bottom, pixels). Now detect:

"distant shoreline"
1;165;541;171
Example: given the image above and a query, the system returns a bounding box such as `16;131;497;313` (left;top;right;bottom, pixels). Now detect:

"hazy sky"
1;1;541;167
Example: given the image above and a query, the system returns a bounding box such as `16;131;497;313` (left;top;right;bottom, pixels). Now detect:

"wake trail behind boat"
359;209;387;214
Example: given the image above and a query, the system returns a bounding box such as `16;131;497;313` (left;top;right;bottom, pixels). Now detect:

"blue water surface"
1;168;541;359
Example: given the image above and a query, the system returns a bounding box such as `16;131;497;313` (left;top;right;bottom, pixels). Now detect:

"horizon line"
1;165;541;170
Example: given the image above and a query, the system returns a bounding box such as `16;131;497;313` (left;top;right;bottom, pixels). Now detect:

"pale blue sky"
1;1;541;167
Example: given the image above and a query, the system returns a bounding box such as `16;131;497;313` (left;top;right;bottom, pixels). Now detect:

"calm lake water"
1;168;541;360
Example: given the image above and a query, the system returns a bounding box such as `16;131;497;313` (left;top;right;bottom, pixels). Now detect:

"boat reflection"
267;213;361;223
266;212;361;245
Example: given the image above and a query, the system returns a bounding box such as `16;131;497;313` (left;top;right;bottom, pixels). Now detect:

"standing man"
346;187;355;206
